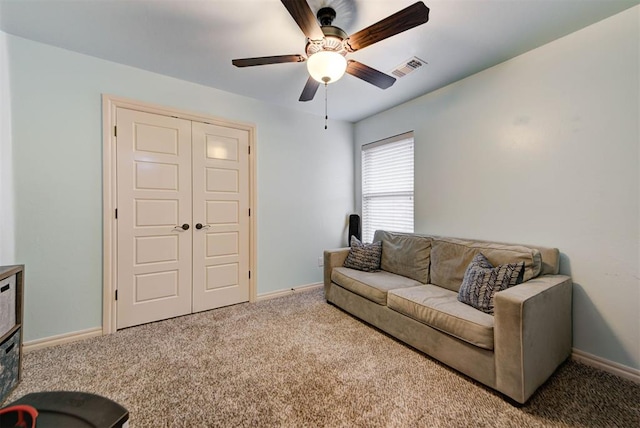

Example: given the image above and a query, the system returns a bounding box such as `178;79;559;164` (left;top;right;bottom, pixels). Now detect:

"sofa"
323;230;572;403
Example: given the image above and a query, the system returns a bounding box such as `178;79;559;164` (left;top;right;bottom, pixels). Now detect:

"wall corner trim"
571;348;640;384
256;283;323;302
23;327;103;353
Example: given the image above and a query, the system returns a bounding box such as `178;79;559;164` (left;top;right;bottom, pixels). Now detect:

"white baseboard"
572;348;640;383
23;327;103;353
256;282;323;302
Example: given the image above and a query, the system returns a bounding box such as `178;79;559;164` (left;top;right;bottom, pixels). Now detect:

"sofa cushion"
457;253;525;315
430;238;542;292
388;284;495;350
332;267;422;305
343;236;382;272
373;230;431;283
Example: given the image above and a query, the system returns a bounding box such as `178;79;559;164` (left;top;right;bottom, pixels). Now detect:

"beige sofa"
324;230;572;403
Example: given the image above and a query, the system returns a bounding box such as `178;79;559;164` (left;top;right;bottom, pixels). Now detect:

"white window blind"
361;133;414;243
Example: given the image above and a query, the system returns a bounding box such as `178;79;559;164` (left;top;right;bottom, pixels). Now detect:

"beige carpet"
5;287;639;427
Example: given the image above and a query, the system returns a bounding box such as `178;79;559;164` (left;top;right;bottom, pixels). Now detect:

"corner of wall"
0;31;15;264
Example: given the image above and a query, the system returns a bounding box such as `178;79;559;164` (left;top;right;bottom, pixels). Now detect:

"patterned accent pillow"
343;236;382;272
457;252;525;315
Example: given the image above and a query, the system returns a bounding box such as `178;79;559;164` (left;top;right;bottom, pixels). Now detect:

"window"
361;132;414;243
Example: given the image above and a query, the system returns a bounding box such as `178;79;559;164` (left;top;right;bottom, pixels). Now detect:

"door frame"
101;94;258;335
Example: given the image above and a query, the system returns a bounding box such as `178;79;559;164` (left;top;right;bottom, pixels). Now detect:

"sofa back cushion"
430;238;542;292
536;246;561;276
373;230;431;284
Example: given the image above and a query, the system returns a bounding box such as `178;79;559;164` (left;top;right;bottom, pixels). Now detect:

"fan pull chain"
324;82;328;130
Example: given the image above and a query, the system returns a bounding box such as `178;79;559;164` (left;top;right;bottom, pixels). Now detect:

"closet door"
116;108;193;329
191;122;250;312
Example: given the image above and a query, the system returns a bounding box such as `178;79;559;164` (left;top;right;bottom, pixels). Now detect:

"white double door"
116;108;249;329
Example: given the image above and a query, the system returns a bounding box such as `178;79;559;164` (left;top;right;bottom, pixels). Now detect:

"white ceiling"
0;0;637;122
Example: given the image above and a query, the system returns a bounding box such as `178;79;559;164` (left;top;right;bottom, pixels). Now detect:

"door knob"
174;223;190;231
195;223;211;230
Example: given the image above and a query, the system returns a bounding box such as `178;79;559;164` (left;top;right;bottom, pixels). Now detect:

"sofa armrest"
323;248;350;295
494;274;573;403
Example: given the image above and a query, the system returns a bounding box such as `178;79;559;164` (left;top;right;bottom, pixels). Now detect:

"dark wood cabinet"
0;265;24;404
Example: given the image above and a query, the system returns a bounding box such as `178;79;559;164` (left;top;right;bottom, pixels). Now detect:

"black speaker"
348;214;361;243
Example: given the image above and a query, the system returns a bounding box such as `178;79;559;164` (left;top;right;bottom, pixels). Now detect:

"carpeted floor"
4;287;639;427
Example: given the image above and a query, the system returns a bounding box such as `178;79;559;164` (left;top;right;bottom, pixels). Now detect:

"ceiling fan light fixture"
307;51;347;84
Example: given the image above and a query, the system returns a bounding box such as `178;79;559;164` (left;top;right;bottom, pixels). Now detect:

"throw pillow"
457;252;525;315
343;236;382;272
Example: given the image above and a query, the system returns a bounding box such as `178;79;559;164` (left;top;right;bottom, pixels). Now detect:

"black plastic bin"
2;391;128;428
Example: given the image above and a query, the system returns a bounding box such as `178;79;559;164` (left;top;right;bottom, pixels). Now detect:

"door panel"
206;263;238;289
135;199;178;226
206;201;239;224
135;161;178;190
135;235;178;265
192;122;249;312
206;168;238;192
135;270;179;302
207;232;238;257
116;108;192;329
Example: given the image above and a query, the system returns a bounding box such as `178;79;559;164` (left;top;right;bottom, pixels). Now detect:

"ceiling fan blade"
281;0;324;41
299;76;320;101
346;60;396;89
232;54;305;67
345;2;430;52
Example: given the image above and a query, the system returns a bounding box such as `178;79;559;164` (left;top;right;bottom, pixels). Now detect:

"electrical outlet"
318;256;324;267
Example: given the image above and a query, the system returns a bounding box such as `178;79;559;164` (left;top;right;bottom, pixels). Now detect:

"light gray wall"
355;7;639;370
6;34;354;342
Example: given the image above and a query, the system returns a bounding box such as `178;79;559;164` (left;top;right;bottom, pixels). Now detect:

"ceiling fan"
232;0;430;102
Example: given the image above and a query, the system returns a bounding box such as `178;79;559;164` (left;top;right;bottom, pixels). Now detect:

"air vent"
391;57;426;78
